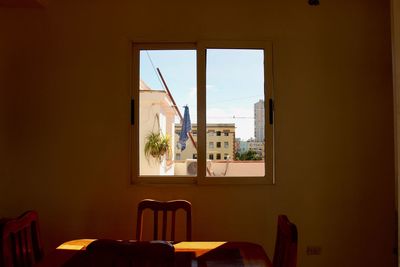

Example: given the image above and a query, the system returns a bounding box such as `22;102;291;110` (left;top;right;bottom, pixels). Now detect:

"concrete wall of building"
139;91;175;175
0;1;395;267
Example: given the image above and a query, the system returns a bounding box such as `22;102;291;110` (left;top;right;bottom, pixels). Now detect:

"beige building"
247;139;265;158
175;123;235;161
254;100;265;142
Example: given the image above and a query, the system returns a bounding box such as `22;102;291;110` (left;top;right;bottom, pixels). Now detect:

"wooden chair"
0;210;44;267
86;239;175;267
273;215;298;267
136;199;192;242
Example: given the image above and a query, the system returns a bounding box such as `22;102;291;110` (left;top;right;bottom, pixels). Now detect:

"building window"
132;41;274;184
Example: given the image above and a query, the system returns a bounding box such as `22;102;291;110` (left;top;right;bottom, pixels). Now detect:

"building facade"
254;99;265;142
247;139;265;158
175;123;236;161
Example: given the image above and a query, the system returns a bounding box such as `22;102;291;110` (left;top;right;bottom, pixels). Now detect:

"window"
135;46;197;179
132;41;274;184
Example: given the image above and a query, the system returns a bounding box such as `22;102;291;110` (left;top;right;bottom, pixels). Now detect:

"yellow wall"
0;1;395;267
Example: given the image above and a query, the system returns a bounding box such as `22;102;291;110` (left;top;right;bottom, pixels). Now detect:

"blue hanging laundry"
178;106;191;151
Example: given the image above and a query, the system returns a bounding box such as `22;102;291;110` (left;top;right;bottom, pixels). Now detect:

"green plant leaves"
144;132;171;162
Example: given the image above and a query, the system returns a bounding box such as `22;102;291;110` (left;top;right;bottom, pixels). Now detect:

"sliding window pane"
206;49;265;177
139;50;197;176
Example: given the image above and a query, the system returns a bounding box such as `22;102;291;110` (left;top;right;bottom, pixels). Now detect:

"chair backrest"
273;215;298;267
86;239;175;267
136;199;192;242
0;210;44;267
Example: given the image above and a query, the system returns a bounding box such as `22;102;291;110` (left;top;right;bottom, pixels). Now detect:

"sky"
140;49;264;140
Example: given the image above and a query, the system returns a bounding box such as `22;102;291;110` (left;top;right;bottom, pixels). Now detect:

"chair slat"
162;210;167;240
153;210;158;240
171;210;176;242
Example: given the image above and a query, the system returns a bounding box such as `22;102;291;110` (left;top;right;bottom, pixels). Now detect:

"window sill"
131;176;273;186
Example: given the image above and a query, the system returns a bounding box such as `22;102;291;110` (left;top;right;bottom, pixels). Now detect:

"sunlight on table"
57;239;96;250
173;241;226;257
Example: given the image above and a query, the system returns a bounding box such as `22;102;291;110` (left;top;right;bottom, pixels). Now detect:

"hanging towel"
178;105;191;151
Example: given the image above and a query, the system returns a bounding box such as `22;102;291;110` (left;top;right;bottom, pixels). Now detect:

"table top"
35;239;272;267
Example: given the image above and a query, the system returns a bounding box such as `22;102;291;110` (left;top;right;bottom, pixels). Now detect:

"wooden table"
35;239;272;267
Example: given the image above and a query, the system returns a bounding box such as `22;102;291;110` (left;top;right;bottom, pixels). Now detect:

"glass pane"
139;50;197;176
206;49;265;177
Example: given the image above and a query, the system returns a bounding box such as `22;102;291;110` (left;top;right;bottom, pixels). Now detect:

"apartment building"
175;123;235;161
247;139;265;158
254;100;265;142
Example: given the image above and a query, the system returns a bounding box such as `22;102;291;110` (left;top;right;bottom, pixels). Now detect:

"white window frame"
131;41;274;185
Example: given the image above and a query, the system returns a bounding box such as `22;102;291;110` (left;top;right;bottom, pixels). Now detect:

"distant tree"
236;150;261;160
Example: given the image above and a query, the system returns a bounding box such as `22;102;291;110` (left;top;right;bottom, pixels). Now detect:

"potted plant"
144;132;171;162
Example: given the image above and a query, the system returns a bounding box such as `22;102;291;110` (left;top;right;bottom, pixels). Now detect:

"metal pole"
156;68;212;176
157;68;197;150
